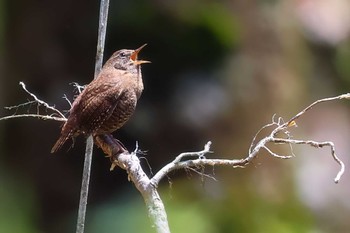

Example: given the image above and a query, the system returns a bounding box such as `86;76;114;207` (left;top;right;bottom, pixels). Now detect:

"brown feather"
51;129;74;153
51;46;145;153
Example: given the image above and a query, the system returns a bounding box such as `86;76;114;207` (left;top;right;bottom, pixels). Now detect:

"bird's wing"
71;77;125;134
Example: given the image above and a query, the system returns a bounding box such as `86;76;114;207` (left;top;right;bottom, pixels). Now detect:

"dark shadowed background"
1;0;350;232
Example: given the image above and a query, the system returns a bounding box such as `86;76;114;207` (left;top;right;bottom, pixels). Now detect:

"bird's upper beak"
131;44;151;65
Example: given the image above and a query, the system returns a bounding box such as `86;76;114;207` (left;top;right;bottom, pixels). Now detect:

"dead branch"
0;82;67;122
1;81;349;233
94;134;170;233
1;84;348;186
19;81;66;119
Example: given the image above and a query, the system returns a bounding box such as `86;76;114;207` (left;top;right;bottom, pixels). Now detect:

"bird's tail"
51;130;74;153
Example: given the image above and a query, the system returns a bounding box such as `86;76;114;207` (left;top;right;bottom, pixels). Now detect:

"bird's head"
108;44;150;72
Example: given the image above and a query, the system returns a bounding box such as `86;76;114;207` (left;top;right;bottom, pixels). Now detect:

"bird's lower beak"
133;60;151;65
131;44;151;65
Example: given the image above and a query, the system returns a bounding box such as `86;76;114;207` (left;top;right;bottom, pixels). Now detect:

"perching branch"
94;134;170;233
1;82;349;233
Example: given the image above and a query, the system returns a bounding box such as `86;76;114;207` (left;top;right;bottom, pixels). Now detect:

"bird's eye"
119;52;126;58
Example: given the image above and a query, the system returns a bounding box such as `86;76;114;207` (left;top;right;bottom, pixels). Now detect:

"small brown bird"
51;44;149;153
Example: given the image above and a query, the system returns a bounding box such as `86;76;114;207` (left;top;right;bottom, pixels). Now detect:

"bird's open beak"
131;44;151;65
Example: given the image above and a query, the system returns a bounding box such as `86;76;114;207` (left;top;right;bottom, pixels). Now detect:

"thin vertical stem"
76;1;110;233
76;136;94;233
94;0;110;78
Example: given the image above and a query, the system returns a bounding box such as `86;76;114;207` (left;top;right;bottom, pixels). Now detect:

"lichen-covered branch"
1;81;349;233
94;134;170;233
151;94;350;186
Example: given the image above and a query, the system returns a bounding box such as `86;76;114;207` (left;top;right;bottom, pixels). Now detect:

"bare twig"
152;141;215;186
0;114;66;122
285;93;350;126
262;146;293;159
4;100;37;110
272;138;345;183
0;82;67;122
70;82;86;94
63;94;72;107
249;118;277;154
19;81;66;118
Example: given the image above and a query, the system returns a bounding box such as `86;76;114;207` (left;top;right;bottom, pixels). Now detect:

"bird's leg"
94;134;129;170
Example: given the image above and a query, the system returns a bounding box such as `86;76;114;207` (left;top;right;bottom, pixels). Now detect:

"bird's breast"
95;91;138;134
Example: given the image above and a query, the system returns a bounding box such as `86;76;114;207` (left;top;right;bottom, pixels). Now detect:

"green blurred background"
1;0;350;232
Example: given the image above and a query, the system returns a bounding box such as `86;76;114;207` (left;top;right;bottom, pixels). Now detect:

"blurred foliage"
1;0;350;233
335;44;350;87
0;167;38;233
86;179;314;233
